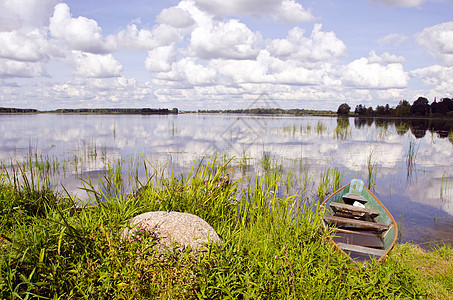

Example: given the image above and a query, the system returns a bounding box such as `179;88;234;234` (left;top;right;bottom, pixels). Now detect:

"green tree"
337;103;351;115
395;100;411;117
410;97;430;116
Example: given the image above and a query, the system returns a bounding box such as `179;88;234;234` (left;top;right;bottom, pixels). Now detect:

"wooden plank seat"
330;202;380;218
336;242;386;257
342;193;368;203
323;215;390;231
333;228;378;236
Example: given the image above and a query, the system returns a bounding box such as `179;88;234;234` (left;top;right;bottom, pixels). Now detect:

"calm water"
1;113;452;246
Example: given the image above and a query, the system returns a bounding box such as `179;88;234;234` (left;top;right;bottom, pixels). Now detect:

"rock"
121;211;220;251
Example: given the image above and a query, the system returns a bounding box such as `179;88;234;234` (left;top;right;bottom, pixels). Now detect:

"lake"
1;113;452;246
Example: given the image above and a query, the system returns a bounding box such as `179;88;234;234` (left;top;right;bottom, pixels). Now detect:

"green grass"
390;243;453;299
0;156;441;299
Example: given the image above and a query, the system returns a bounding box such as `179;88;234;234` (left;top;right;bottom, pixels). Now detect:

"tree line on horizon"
337;96;453;117
0;107;179;115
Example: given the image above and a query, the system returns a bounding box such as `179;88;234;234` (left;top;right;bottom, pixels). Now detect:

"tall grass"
406;139;419;182
367;150;377;189
0;156;427;299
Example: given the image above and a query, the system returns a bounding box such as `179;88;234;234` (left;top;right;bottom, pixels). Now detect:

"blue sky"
0;0;452;111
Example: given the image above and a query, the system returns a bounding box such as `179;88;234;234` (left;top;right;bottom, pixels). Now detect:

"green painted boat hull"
321;179;398;262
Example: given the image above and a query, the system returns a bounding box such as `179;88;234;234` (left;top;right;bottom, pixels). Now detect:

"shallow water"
1;113;452;246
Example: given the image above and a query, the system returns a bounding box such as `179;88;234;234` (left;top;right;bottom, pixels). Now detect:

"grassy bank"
0;158;450;299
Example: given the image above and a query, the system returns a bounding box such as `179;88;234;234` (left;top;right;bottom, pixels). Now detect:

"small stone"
121;211;220;251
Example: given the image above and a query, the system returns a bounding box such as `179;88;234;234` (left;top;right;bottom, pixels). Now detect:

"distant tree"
411;97;430;116
354;104;367;115
337;103;351;115
366;106;374;116
395;100;411;117
436;98;453;115
384;104;390;115
376;105;385;115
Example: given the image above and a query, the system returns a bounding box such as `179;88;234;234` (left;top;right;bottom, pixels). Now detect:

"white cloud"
266;24;346;65
0;58;47;78
116;23;182;51
49;3;116;54
272;0;316;23
194;0;282;16
378;33;408;46
194;0;314;23
0;29;51;62
154;58;217;85
368;50;405;64
188;19;261;60
415;21;453;66
370;0;425;7
70;51;123;78
342;57;408;89
145;46;177;72
410;65;453;86
211;57;270;84
0;0;59;31
410;65;453;95
156;7;195;28
376;89;405;100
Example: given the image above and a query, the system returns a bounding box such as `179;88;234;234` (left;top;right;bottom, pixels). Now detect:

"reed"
316;121;326;135
440;172;451;202
367;150;377;189
406;139;418;181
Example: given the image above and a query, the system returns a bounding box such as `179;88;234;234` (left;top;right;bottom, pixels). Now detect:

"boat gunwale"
320;182;398;263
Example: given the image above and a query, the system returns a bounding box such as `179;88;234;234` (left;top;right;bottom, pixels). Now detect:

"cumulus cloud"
378;33;408;46
116;23;182;51
194;0;314;23
49;3;116;54
70;51;123;78
266;24;346;64
410;65;453;95
368;50;405;64
342;57;408;89
0;0;59;31
156;7;195;28
211;57;270;84
370;0;425;7
155;58;217;85
188;19;261;60
415;21;453;66
195;0;281;15
0;29;51;62
272;0;316;23
0;58;47;78
145;46;177;72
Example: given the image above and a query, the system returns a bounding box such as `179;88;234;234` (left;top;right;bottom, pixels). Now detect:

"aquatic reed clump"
367;150;377;189
406;139;419;181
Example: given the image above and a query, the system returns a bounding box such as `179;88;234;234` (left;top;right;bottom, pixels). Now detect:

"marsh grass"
406;139;419;181
367;150;377;189
440;173;451;202
316;120;327;135
0;156;430;299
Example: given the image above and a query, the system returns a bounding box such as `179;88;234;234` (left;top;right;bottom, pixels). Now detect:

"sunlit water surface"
1;113;452;246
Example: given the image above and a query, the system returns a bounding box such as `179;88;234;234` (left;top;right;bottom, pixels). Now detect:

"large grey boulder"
121;211;220;250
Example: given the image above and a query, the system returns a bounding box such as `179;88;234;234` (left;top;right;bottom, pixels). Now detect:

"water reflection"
354;117;453;142
0;113;452;246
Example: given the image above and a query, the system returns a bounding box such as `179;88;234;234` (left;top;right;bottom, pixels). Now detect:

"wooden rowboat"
321;179;398;262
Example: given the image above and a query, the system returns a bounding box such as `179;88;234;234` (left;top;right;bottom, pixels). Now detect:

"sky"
0;0;453;111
